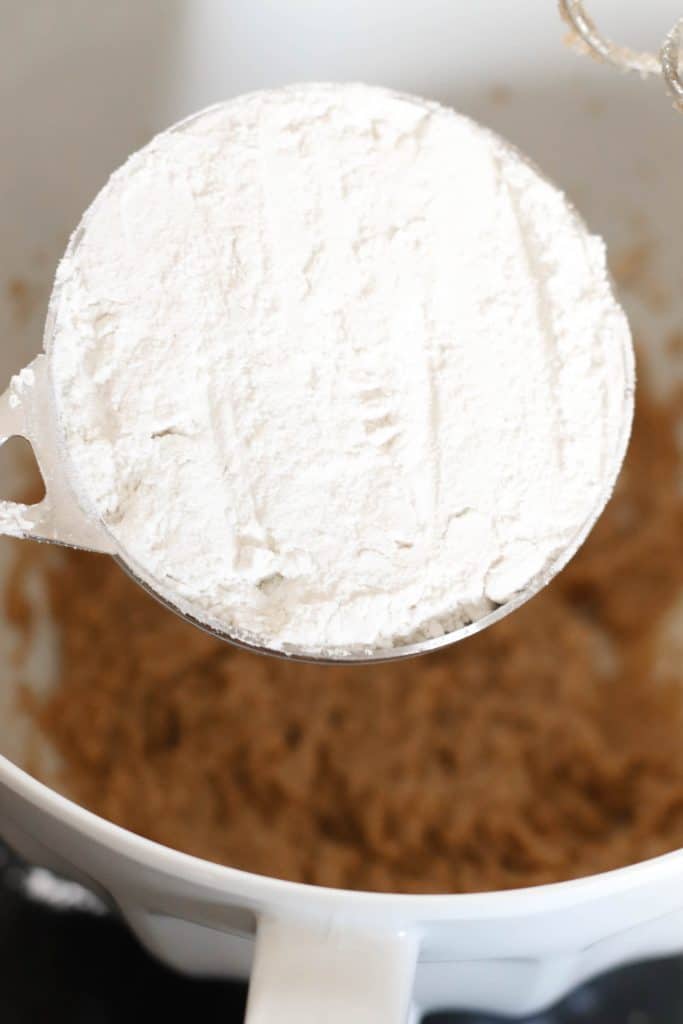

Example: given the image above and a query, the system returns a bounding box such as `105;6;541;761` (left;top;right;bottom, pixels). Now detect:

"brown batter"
7;373;683;894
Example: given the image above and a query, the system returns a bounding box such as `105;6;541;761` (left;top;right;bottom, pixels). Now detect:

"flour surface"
49;83;633;654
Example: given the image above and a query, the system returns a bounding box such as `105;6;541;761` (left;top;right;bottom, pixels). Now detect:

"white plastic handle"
0;355;114;553
245;915;419;1024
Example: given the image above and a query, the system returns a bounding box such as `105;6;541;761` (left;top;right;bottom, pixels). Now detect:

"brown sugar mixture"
6;373;683;894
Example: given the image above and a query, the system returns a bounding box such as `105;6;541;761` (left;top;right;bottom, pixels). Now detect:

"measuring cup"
0;140;635;664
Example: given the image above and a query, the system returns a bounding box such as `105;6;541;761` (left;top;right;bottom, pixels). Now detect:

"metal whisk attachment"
558;1;683;110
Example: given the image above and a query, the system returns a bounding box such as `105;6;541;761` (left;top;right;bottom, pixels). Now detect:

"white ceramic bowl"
0;2;682;1020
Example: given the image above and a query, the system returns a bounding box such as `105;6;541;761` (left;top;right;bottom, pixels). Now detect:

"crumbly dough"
11;371;683;893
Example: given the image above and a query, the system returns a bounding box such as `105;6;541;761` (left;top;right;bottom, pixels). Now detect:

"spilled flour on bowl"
49;83;632;653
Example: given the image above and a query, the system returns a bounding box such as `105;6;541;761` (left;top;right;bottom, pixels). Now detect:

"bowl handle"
245;914;419;1024
0;355;114;553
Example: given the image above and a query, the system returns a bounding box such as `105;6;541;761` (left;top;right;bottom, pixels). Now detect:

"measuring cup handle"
0;354;114;553
245;915;419;1024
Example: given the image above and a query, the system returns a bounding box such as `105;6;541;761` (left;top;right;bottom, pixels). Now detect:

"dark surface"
0;843;681;1023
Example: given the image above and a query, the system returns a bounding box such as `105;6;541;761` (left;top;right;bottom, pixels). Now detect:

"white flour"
48;83;633;655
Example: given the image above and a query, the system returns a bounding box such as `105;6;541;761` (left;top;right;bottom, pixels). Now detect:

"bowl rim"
2;749;682;920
